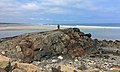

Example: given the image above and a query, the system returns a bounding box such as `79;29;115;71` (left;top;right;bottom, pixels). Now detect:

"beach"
0;28;120;72
0;25;120;40
0;0;120;71
0;25;112;31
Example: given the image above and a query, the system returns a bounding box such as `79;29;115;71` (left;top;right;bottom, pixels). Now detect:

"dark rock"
80;33;92;38
0;28;98;63
74;70;78;72
103;55;110;59
89;55;96;58
52;67;62;72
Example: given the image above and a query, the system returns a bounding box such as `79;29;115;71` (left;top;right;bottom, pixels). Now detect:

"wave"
43;24;120;29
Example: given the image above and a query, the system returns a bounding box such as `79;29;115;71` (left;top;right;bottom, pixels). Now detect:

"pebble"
16;46;21;52
58;56;63;60
74;58;79;62
32;61;41;66
1;51;5;55
52;59;58;63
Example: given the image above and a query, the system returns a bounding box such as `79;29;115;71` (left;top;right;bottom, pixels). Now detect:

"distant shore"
0;25;112;31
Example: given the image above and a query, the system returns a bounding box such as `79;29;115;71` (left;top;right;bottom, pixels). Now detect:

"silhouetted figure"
80;33;92;38
57;24;60;29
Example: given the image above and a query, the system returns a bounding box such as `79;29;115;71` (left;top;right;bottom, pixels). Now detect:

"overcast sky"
0;0;120;24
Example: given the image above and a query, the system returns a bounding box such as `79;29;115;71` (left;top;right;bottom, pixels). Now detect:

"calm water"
0;29;120;40
0;30;44;38
0;23;120;40
82;29;120;40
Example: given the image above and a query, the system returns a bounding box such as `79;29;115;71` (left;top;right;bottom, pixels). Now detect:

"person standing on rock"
57;24;60;29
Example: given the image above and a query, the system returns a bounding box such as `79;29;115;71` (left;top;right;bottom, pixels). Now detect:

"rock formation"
0;28;98;63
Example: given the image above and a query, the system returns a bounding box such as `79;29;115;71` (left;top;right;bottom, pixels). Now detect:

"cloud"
0;0;23;17
0;0;120;23
37;0;120;14
21;3;39;10
1;0;119;15
29;17;77;22
46;7;66;14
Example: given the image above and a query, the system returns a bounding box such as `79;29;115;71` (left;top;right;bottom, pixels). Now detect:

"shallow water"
0;30;45;38
0;29;120;40
82;29;120;40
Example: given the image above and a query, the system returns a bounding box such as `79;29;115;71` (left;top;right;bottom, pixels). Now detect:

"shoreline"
0;26;120;40
0;26;112;31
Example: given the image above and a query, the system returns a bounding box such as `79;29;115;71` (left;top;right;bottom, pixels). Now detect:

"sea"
0;23;120;40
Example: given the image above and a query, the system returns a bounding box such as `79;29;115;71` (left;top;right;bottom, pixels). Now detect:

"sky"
0;0;120;24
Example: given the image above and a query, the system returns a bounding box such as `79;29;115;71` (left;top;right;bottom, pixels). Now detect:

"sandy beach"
0;25;112;31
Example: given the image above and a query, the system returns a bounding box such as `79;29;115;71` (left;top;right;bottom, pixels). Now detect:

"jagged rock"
0;28;98;62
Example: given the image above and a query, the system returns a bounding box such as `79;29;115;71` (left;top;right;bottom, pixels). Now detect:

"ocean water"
46;23;120;40
0;30;45;38
46;23;120;27
82;29;120;40
0;23;120;40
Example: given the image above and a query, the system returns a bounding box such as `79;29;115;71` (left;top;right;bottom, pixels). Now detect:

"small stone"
52;59;57;63
74;58;78;62
16;46;21;52
1;51;5;55
32;61;40;66
58;56;63;60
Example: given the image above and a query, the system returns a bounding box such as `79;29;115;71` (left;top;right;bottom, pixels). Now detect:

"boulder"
12;62;42;72
0;55;42;72
0;55;10;68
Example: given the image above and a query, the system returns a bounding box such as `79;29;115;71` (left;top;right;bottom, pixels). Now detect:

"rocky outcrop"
95;39;120;48
0;28;98;63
